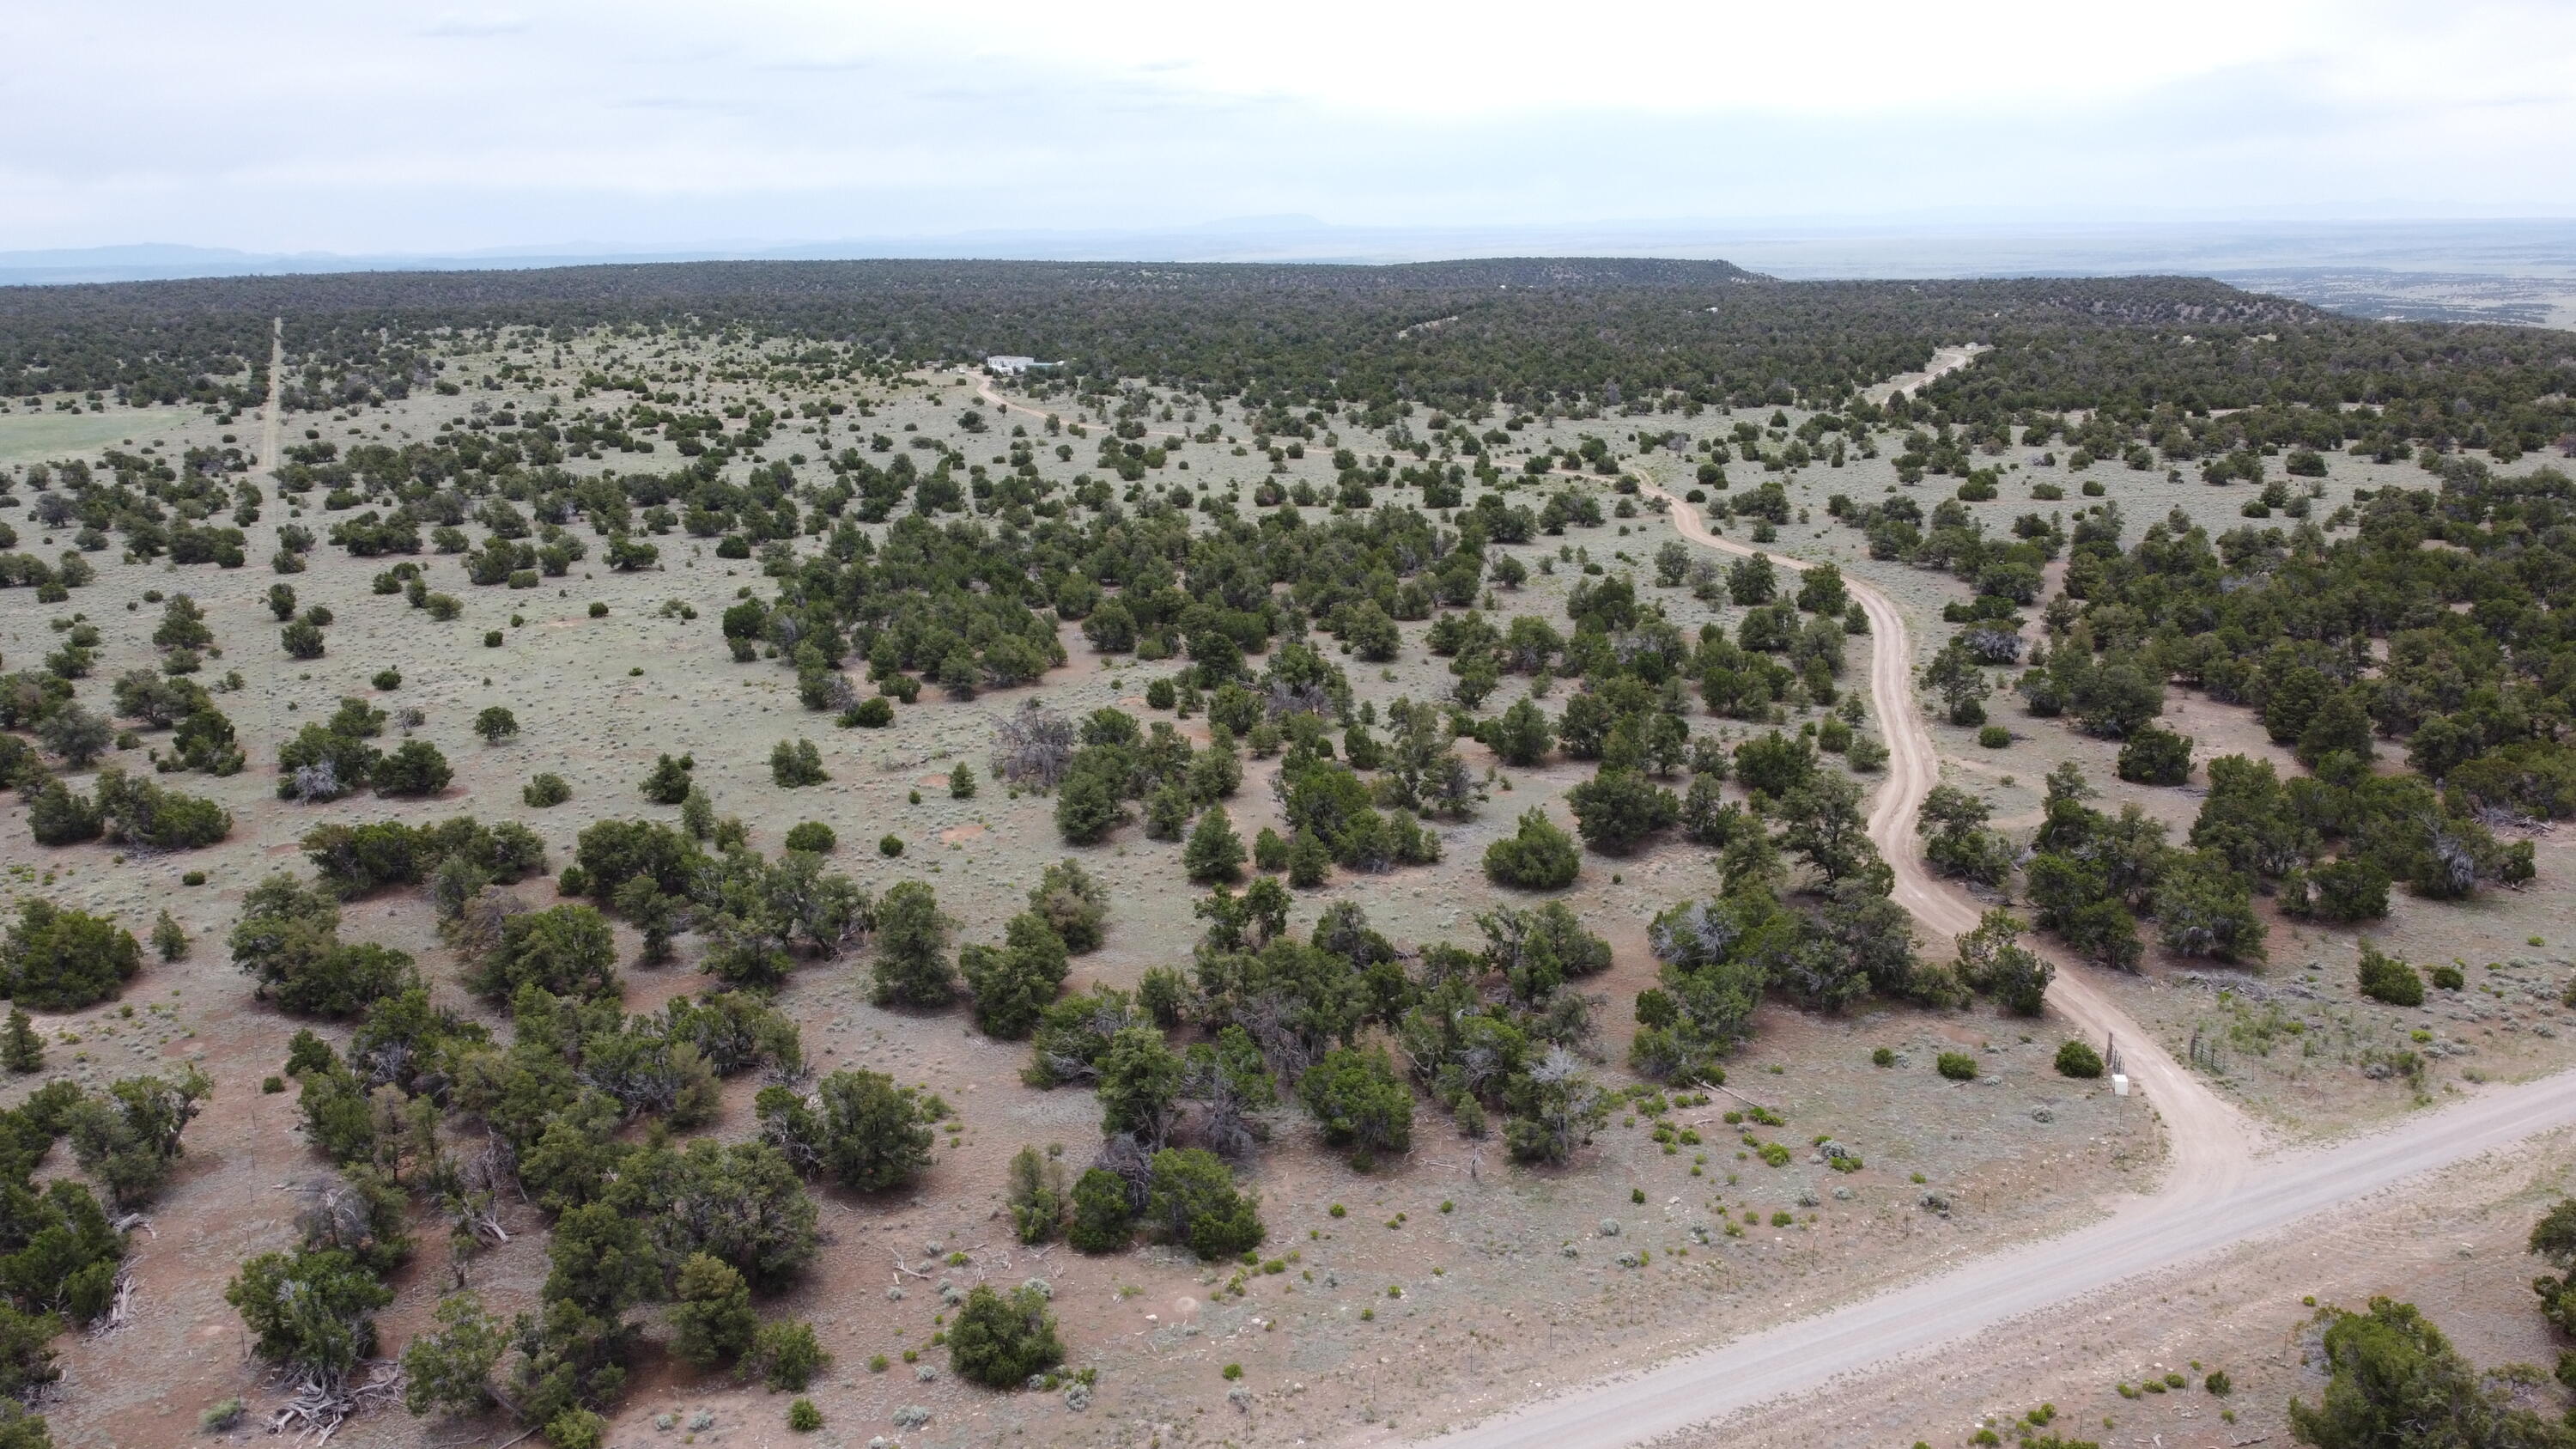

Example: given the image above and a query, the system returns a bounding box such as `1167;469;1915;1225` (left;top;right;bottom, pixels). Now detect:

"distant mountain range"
4;218;2571;326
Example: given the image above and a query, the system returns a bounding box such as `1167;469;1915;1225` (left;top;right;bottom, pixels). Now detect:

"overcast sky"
6;0;2573;253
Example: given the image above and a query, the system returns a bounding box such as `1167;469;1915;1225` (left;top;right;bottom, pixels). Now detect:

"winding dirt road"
1409;350;2576;1449
1638;478;2255;1202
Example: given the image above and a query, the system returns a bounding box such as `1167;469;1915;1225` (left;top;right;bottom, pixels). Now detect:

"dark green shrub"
94;768;230;849
1;899;141;1010
469;904;617;1002
1026;859;1109;953
26;780;103;847
1298;1048;1413;1160
756;1070;933;1192
769;738;827;787
544;1411;604;1449
2358;941;2424;1007
879;834;903;857
1067;1167;1133;1252
2;1010;40;1073
784;821;835;853
847;696;894;728
1146;1148;1265;1260
1935;1051;1978;1081
1977;725;2011;748
1054;773;1125;844
1182;807;1244;884
2055;1040;2105;1078
1565;767;1678;854
668;1254;757;1369
1484;808;1580;890
276;721;379;801
373;740;451;797
868;881;948;1004
280;621;325;659
1286;827;1333;887
371;668;401;690
1005;1144;1067;1244
960;915;1069;1040
1138;965;1188;1027
2429;964;2464;991
67;1067;212;1208
948;1284;1063;1389
223;1247;392;1381
523;773;572;807
639;752;695;803
2116;726;2194;786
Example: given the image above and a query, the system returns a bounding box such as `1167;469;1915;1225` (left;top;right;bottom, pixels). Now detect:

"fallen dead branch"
267;1360;402;1443
88;1265;135;1339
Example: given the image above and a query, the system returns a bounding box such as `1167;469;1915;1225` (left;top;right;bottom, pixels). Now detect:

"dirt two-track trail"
259;318;283;474
1399;354;2576;1449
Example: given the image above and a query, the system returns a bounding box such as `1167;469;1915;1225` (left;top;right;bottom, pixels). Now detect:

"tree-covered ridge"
0;259;2371;418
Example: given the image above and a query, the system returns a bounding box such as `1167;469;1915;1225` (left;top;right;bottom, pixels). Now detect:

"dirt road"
1406;380;2576;1448
1636;478;2254;1196
258;317;283;474
1420;1060;2576;1449
1860;342;1990;405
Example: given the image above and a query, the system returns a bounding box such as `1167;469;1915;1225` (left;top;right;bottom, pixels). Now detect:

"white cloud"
1;0;2570;253
417;12;532;38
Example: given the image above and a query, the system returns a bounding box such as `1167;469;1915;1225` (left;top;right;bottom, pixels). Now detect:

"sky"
5;0;2574;254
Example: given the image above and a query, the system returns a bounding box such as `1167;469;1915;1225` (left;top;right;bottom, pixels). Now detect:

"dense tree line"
28;259;2560;433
